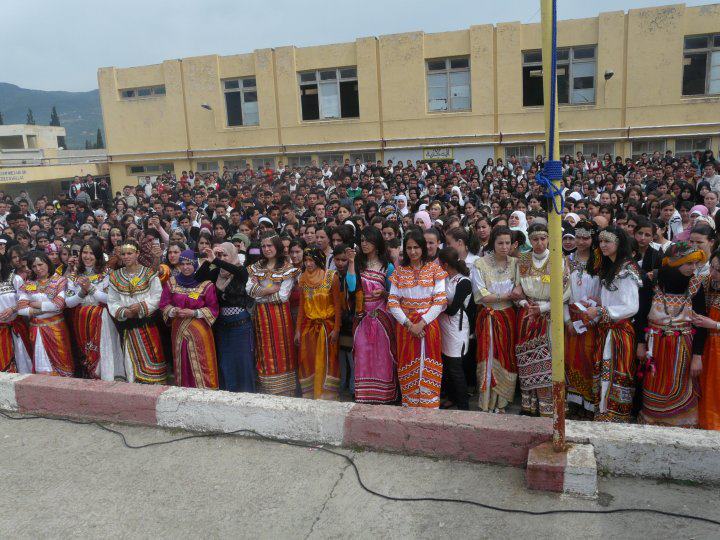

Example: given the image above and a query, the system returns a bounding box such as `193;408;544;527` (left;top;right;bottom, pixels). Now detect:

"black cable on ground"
1;410;718;527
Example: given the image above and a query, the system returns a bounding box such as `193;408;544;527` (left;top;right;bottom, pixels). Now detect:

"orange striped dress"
700;283;720;430
388;261;447;408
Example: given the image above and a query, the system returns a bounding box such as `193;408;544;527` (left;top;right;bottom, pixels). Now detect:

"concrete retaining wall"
2;373;719;484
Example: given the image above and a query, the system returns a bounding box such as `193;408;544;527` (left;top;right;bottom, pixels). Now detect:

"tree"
0;111;4;125
26;109;35;125
95;128;104;149
49;106;61;126
85;139;91;149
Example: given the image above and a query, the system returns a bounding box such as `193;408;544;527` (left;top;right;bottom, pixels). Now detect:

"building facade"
99;3;720;192
0;125;108;199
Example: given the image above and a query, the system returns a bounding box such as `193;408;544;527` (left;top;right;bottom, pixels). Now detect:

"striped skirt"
171;317;219;390
476;305;517;411
122;318;166;384
396;312;443;409
515;309;552;416
298;317;340;400
70;305;104;378
254;302;297;396
0;324;17;373
565;316;602;412
29;314;74;377
596;319;637;422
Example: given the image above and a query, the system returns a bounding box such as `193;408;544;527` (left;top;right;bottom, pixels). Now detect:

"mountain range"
0;82;104;150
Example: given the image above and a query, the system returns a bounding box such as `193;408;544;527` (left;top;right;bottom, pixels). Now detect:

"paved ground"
1;414;718;539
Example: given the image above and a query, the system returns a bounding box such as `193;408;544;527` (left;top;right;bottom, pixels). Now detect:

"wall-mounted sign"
422;148;454;160
0;169;27;183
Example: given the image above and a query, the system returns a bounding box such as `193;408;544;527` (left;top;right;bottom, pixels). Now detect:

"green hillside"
0;82;103;150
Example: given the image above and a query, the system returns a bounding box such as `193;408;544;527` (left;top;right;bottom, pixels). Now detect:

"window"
128;163;174;174
350;152;377;164
675;137;710;157
560;143;576;157
682;34;720;95
504;145;536;160
632;140;667;159
223;77;259;126
289;155;312;168
319;154;344;166
582;142;615;157
299;68;359;121
120;85;166;100
223;160;244;170
196;161;219;172
522;46;596;106
426;57;471;112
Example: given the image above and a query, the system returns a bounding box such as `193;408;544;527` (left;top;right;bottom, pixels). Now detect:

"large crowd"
1;147;720;429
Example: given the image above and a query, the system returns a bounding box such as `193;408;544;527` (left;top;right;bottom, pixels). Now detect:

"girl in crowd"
635;242;706;427
423;227;442;262
346;226;397;404
388;229;447;408
564;220;602;416
247;233;299;396
514;222;569;417
0;255;32;374
438;247;472;410
287;238;306;325
17;251;73;377
473;216;492;254
107;239;166;384
472;226;519;413
584;227;640;422
694;250;720;430
196;243;254;392
160;250;220;389
65;239;124;381
295;247;342;399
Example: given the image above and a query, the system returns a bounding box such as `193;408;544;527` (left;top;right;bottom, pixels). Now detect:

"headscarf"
564;212;580;226
304;247;326;270
510;210;528;236
690;205;708;217
396;194;409;216
451;186;465;206
662;241;706;268
414;210;432;230
215;242;240;292
175;249;199;288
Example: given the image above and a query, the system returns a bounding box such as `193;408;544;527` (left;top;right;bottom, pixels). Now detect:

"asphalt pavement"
1;414;718;539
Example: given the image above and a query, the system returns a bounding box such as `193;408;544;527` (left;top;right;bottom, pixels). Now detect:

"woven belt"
221;306;247;316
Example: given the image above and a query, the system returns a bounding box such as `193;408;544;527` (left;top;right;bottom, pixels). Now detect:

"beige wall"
99;3;720;192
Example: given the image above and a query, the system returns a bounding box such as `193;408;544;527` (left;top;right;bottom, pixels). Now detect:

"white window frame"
522;46;597;105
426;57;471;112
582;142;615;158
682;34;720;96
298;67;358;121
196;161;219;172
222;77;259;127
675;137;711;157
120;85;166;100
631;140;667;159
318;154;344;166
289;155;313;168
504;145;536;160
560;143;576;157
350;152;377;164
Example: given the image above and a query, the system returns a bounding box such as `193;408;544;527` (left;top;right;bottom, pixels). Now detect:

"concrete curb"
2;373;720;484
526;442;598;497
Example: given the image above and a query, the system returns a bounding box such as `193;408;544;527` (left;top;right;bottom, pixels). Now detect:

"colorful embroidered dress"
107;266;166;384
160;277;220;389
297;269;342;399
348;266;398;404
247;262;299;396
700;280;720;430
0;275;32;374
17;274;73;376
388;261;447;408
471;254;518;412
66;270;125;381
514;251;569;416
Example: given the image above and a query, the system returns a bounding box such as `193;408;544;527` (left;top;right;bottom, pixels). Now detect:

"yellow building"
0;124;108;199
99;3;720;192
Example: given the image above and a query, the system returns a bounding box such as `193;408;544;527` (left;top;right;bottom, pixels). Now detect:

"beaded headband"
574;229;593;239
528;230;548;240
598;231;619;244
120;243;139;252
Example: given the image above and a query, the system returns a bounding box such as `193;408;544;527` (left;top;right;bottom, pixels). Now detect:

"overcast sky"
2;0;715;92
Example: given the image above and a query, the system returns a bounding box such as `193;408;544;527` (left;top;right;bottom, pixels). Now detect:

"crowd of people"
1;147;720;430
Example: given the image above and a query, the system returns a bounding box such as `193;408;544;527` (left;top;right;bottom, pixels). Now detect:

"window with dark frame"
299;67;359;121
120;85;166;100
426;57;471;112
522;46;596;106
223;77;259;127
682;34;720;96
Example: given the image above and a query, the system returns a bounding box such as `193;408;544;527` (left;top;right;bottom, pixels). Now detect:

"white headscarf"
451;186;464;206
510;210;528;235
215;242;241;291
395;194;409;216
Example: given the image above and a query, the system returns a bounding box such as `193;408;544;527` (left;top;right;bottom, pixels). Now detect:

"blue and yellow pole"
540;0;566;452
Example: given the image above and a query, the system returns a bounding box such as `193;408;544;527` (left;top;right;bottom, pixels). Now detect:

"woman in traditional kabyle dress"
346;226;397;404
17;252;73;377
65;239;124;381
388;229;447;408
0;256;32;374
635;242;706;427
160;250;220;389
513;223;569;416
247;233;299;396
107;239;166;384
564;220;602;416
584;227;641;422
471;226;518;413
